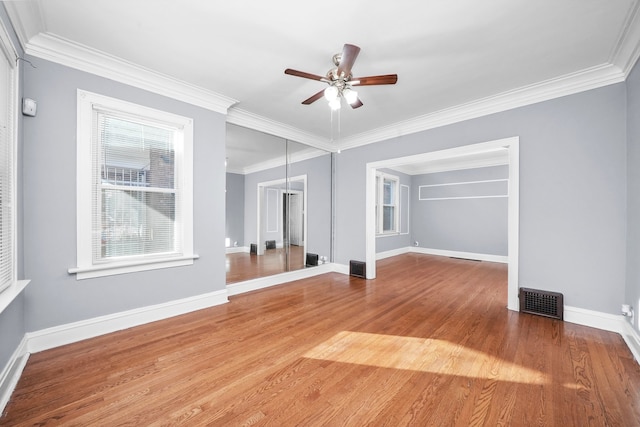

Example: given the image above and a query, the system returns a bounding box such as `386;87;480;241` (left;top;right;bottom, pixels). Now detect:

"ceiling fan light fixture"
328;97;341;110
343;87;358;105
324;85;339;101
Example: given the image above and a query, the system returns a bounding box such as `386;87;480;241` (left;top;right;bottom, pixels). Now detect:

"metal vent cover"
349;260;366;278
519;287;564;320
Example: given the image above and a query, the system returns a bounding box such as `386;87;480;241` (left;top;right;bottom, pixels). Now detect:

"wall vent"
306;253;319;267
519;287;564;320
265;240;276;250
349;260;366;278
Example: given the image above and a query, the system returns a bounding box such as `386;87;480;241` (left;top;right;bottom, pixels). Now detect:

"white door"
283;192;304;246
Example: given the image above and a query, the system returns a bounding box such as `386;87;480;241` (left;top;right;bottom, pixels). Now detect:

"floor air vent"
519;287;564;320
349;260;366;278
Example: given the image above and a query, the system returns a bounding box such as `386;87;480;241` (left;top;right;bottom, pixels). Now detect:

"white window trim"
0;18;27;305
71;89;196;280
376;171;400;236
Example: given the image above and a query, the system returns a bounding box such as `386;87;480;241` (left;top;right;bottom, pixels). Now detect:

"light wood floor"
3;254;640;426
226;245;305;284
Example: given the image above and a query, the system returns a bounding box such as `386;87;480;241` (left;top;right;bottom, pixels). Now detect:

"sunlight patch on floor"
304;331;548;384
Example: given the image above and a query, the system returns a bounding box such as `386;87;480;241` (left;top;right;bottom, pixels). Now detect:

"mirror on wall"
225;124;332;284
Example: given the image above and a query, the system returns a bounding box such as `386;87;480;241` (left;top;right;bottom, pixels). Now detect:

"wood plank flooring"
3;254;640;426
226;245;305;283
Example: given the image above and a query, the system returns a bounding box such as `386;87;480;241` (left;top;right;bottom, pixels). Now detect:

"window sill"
0;280;30;315
68;255;199;280
376;232;401;238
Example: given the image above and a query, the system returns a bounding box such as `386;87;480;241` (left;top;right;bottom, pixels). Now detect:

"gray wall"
22;55;227;331
411;166;508;256
244;153;332;260
627;58;640;333
225;172;245;247
335;83;627;314
0;3;26;380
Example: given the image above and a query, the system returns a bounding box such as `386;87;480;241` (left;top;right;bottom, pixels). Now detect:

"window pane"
101;116;175;189
383;206;395;232
101;189;175;259
383;178;395;204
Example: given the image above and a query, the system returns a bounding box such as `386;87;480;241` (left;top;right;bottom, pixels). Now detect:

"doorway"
365;137;520;311
283;191;304;247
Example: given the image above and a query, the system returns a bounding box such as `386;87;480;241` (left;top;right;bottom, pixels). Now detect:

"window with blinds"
74;90;194;279
0;35;16;294
94;114;180;262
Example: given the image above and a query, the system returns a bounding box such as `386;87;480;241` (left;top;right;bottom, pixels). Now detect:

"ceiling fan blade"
337;44;360;77
285;68;327;82
302;89;325;105
350;98;364;109
351;74;398;86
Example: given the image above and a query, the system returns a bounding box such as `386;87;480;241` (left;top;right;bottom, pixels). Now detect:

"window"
376;171;399;235
0;24;17;294
73;90;195;279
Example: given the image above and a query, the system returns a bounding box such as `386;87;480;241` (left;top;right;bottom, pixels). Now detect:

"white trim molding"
564;306;640;362
5;0;639;153
26;290;229;354
622;322;640;363
365;137;520;311
14;31;238;114
410;247;508;264
0;280;29;315
0;336;29;415
337;64;625;151
226;108;333;152
375;247;508;263
227;263;334;296
226;246;249;254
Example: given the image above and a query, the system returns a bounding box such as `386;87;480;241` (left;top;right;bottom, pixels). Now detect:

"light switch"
22;98;37;117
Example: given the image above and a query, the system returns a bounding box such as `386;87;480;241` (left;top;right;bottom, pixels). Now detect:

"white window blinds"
92;112;182;263
0;43;15;293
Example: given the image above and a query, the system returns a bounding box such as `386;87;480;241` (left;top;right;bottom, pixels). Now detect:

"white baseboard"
622;321;640;362
0;336;29;414
375;246;508;263
26;289;229;354
410;247;508;263
227;263;335;296
564;305;640;362
564;305;624;332
376;247;411;260
333;263;350;275
226;246;249;254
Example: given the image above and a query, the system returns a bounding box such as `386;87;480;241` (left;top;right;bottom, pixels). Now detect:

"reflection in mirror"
225;124;332;284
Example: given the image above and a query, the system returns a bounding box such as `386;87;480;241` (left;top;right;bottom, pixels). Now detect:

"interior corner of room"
2;1;640;424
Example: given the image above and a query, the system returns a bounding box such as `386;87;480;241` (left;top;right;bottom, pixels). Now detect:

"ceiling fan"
284;43;398;110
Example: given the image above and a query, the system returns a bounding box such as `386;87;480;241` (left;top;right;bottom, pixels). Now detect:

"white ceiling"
4;0;640;166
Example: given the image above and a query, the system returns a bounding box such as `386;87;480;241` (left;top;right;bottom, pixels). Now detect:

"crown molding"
5;0;639;153
226;108;336;152
2;0;44;51
24;33;237;114
609;0;640;76
336;63;626;151
231;145;330;175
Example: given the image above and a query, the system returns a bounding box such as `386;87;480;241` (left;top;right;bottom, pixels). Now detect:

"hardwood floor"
3;254;640;426
226;245;305;283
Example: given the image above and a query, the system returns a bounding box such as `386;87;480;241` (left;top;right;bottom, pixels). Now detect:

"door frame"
365;137;520;311
257;174;307;258
282;189;304;247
